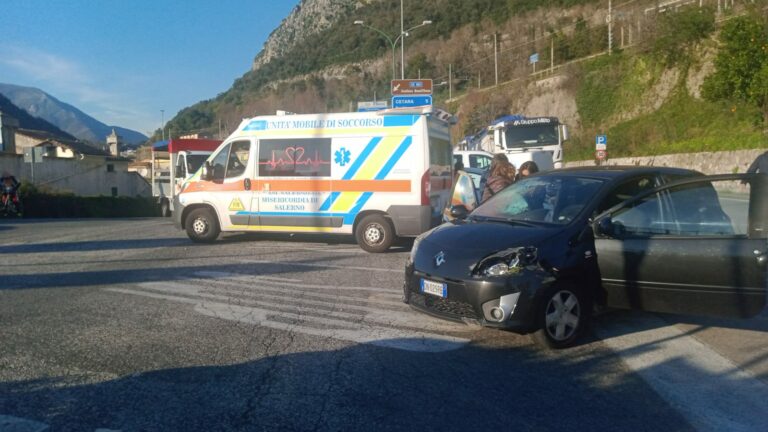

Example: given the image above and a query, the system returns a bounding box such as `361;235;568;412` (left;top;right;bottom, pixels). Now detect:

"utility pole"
494;32;499;86
449;64;452;101
607;0;613;55
550;37;554;72
400;0;405;79
160;109;165;141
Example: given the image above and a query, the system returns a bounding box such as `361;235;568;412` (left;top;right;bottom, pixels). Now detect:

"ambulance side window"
258;138;332;177
226;141;250;179
209;144;231;181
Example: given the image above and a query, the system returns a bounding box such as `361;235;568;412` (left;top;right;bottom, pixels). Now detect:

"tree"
652;6;715;65
702;13;768;123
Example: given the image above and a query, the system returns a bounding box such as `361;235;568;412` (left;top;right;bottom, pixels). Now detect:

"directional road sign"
391;79;433;96
357;101;388;112
392;95;433;108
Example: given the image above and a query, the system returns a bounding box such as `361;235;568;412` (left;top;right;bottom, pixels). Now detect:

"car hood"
413;220;560;279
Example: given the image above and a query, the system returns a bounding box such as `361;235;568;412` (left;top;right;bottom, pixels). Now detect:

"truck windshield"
186;155;209;174
504;125;559;149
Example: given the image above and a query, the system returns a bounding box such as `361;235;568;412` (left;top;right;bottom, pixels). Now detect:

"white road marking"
193;303;468;353
233;258;403;273
596;313;768;432
122;281;465;332
194;271;303;283
192;272;401;296
0;415;49;432
106;273;473;352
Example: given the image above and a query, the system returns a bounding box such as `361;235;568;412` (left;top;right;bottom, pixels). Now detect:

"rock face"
252;0;369;71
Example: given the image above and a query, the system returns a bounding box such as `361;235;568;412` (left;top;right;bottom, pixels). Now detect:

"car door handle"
755;249;767;266
244;178;251;191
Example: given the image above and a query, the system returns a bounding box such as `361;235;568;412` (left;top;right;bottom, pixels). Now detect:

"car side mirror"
450;205;470;220
201;161;213;181
594;216;614;237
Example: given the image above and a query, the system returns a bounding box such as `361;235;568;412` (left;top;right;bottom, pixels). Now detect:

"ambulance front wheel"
356;214;394;253
186;208;220;243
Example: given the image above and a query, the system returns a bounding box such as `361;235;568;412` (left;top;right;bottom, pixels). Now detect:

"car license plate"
420;279;447;298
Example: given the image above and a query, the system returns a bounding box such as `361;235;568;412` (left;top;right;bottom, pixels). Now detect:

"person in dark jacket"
482;154;516;203
746;151;768;175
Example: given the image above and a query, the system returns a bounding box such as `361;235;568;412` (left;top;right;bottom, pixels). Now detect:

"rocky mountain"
0;83;147;147
252;0;366;71
0;93;75;140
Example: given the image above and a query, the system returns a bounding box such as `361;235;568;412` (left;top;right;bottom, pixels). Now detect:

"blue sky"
1;0;300;135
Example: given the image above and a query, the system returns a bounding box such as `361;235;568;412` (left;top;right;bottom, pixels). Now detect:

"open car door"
593;174;768;318
442;169;482;222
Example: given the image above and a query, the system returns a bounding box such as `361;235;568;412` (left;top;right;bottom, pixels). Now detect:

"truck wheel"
355;214;394;253
160;200;171;217
185;208;220;243
531;285;591;349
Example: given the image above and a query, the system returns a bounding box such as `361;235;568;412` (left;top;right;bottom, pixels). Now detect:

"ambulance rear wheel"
356;214;394;253
186;208;220;243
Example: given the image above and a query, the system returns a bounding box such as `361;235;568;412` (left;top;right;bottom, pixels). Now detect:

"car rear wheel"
186;208;220;243
531;286;591;349
355;214;394;253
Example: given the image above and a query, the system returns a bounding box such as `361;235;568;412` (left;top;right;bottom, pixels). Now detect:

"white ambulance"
173;107;455;252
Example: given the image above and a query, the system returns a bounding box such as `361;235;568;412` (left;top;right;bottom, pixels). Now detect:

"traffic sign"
357;100;388;112
596;135;607;150
596;149;607;160
391;79;433;96
392;95;433;108
529;53;539;64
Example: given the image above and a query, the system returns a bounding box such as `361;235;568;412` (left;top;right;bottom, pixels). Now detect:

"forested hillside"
162;0;768;160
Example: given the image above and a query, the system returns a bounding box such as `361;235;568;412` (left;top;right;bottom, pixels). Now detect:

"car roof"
545;165;701;181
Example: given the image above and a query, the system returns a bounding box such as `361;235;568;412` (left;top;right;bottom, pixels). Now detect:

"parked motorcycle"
1;182;22;217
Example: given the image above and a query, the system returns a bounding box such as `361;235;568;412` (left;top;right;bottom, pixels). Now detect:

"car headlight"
475;246;537;277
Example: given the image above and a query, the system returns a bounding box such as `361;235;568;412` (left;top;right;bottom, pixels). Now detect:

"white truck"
464;115;569;171
151;138;221;216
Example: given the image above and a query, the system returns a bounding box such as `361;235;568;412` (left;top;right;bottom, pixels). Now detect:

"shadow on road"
2;254;354;291
0;238;189;254
0;339;695;431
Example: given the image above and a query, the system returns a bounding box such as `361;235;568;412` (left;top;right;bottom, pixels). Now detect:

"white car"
453;150;493;171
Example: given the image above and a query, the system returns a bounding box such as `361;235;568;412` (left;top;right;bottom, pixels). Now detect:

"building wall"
0;153;150;197
14;133;41;155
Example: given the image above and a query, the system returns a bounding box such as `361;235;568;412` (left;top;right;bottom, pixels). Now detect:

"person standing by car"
746;150;768;175
482;154;516;203
516;161;540;181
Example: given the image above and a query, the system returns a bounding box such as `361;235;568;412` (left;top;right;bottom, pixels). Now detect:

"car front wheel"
186;208;220;243
531;286;591;349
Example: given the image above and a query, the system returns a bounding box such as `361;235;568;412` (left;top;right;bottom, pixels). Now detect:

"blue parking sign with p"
596;135;607;146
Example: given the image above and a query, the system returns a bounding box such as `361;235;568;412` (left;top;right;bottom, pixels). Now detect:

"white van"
173;107;455;252
453;150;493;171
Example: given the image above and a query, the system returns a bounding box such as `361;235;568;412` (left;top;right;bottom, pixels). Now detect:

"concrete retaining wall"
0;153;150;197
565;149;767;175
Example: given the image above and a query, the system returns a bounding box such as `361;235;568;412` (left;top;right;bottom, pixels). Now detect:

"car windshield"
471;175;605;225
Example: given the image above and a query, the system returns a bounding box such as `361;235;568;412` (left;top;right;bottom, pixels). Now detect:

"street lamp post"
353;17;431;80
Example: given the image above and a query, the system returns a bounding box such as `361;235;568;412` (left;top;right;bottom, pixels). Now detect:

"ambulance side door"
204;139;255;230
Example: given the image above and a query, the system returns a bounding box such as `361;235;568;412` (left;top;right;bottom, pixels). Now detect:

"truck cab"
488;116;568;170
152;139;221;217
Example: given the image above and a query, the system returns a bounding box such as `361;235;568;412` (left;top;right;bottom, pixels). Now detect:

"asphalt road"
1;218;767;431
